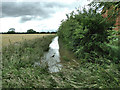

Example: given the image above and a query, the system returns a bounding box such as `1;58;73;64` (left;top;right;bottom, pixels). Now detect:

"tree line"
1;28;57;34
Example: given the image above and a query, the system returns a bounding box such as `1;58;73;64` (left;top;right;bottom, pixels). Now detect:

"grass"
2;35;56;88
54;37;120;88
47;62;120;88
2;34;120;88
59;38;79;66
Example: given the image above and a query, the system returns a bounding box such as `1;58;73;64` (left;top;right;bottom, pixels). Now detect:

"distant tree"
27;29;36;34
7;28;15;34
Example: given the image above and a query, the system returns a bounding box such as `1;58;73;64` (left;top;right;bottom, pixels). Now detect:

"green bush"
58;7;117;63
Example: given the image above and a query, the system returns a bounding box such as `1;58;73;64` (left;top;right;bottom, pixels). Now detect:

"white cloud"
2;0;77;3
0;17;21;32
1;0;92;32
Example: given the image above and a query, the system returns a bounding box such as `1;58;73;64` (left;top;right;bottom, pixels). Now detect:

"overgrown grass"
56;38;120;88
2;34;120;88
2;35;56;88
50;61;120;88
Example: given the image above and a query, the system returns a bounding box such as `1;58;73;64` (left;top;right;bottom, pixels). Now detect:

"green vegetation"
89;1;120;18
7;28;16;34
2;35;56;88
2;2;120;89
27;29;37;34
57;2;120;88
3;28;57;34
2;31;120;88
58;3;119;63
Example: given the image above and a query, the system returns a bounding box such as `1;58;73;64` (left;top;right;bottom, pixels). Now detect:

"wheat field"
2;34;55;46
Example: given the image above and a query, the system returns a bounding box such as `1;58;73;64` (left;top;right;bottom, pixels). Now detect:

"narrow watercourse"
35;36;62;73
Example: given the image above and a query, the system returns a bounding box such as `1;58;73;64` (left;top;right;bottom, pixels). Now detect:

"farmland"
2;34;55;46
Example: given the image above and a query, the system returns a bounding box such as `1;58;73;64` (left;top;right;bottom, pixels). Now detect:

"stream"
34;36;62;73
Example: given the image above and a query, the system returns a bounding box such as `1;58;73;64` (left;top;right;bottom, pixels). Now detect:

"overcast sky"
0;0;92;32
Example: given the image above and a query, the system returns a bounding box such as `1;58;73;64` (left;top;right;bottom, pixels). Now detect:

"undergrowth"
2;35;56;88
2;34;120;88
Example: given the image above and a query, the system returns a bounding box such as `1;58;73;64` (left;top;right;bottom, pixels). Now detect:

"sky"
0;0;93;32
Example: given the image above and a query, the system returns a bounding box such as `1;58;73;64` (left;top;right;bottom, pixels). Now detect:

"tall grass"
2;35;56;88
56;38;120;88
2;34;120;88
49;61;120;88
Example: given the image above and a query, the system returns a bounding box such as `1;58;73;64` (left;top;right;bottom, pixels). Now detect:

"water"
34;36;62;73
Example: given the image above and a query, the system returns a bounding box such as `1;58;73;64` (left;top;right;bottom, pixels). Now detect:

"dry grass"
2;34;55;46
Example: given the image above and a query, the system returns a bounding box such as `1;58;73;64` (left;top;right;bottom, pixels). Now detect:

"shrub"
58;7;116;62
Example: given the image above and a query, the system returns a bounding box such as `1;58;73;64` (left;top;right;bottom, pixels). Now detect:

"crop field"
1;34;55;46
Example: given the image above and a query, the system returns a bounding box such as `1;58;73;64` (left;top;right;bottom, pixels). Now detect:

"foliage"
27;29;37;34
57;3;120;88
58;7;117;62
2;36;120;88
2;1;120;88
88;1;120;23
105;29;119;64
7;28;15;34
2;31;120;88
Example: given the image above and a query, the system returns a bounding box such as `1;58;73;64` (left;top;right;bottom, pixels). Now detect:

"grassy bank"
2;35;56;88
56;38;120;88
